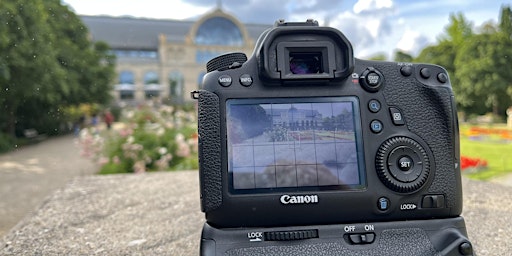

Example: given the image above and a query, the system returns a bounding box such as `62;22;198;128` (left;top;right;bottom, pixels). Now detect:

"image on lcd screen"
227;97;364;191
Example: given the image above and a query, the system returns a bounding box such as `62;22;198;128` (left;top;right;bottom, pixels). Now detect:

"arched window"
169;71;184;97
144;71;159;84
195;17;243;46
119;70;134;84
144;71;160;99
118;70;135;100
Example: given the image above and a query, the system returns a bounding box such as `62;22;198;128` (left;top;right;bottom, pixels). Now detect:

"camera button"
398;156;414;171
368;100;381;113
370;120;383;133
420;68;431;79
400;66;413;77
378;197;390;211
366;72;381;86
437;73;448;83
360;68;383;92
239;74;253;87
218;75;232;87
389;107;405;125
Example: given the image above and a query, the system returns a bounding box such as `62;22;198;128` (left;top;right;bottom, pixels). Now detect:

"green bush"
0;132;17;153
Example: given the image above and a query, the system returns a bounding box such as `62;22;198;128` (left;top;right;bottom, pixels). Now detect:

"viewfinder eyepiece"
289;52;323;74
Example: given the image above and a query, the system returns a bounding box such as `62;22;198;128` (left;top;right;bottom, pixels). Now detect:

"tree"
438;12;474;45
0;1;65;135
454;6;512;116
368;53;387;61
44;0;115;105
499;5;512;38
393;51;413;63
454;33;512;115
0;0;115;136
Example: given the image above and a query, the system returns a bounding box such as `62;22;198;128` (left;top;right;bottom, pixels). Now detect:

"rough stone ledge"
1;171;510;255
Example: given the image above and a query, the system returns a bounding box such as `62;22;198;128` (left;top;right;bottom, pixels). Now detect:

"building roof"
80;15;271;50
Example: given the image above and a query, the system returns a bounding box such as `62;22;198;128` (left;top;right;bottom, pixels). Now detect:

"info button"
239;74;253;87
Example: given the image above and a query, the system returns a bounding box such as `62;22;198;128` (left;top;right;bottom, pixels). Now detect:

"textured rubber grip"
197;90;222;212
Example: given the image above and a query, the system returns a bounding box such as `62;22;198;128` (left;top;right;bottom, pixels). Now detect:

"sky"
61;0;510;58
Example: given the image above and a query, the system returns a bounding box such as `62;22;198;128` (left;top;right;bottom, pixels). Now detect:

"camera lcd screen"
226;97;365;193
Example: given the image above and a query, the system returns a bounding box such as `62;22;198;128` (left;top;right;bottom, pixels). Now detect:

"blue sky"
61;0;509;58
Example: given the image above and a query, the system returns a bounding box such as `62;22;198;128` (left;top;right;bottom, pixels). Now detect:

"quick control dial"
376;137;430;193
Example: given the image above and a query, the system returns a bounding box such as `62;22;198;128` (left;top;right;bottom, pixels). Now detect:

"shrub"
0;132;17;153
78;105;198;174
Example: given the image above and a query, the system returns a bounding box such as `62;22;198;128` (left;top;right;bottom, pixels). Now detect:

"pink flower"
175;141;190;158
133;161;146;174
98;157;109;166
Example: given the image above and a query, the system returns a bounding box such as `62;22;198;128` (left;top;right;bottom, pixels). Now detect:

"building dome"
194;16;244;46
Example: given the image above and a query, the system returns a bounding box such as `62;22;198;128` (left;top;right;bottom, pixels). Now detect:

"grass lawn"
459;124;512;180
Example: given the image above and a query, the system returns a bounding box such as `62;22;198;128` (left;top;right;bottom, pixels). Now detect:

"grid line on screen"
228;99;361;190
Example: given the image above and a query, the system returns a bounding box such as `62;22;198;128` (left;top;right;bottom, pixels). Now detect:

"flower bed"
78;105;198;174
465;127;512;141
460;155;488;173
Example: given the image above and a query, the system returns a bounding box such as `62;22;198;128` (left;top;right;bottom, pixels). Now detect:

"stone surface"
1;171;511;255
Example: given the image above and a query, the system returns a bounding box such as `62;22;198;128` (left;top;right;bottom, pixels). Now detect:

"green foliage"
0;132;16;153
0;0;115;137
438;12;474;45
415;6;512;118
367;53;388;61
393;51;413;63
454;32;512;115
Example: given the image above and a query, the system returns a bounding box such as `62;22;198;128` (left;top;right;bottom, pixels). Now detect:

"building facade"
81;9;270;104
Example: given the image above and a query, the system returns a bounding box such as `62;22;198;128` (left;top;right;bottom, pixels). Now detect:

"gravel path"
0;135;97;237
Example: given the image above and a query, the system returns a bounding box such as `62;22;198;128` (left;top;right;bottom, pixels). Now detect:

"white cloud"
62;0;209;20
353;0;394;14
61;0;504;59
327;0;398;57
396;29;429;55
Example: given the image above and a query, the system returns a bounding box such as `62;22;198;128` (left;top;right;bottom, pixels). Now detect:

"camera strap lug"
190;90;200;100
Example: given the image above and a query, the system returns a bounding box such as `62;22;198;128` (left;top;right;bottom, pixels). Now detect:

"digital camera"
193;19;473;255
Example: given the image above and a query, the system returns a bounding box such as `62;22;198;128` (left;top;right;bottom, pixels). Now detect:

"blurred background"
0;0;511;237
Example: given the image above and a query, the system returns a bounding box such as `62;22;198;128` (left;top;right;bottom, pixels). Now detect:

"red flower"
460;156;488;171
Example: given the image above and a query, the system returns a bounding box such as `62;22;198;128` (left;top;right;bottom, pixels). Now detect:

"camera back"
194;20;462;228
